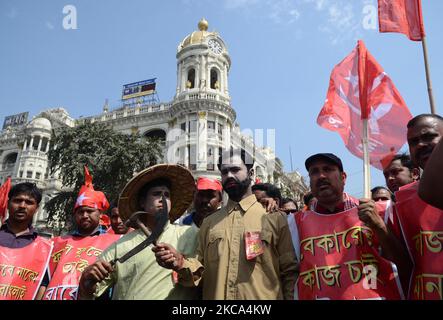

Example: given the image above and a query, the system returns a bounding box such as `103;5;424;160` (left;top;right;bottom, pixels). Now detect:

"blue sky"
1;0;442;197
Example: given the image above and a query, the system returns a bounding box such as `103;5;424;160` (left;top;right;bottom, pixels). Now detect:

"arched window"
187;68;195;89
3;153;17;171
210;68;219;90
144;129;166;143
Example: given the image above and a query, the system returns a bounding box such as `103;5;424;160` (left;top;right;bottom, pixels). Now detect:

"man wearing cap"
287;153;410;299
179;177;222;228
77;164;199;300
154;148;298;300
42;167;120;300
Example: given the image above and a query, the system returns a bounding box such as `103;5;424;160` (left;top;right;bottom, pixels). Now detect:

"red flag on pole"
0;177;12;223
378;0;425;41
317;40;412;170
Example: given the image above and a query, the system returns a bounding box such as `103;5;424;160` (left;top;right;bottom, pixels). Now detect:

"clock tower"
169;19;235;179
175;18;231;98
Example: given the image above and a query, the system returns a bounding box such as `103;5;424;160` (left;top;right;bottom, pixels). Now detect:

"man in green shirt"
77;164;198;300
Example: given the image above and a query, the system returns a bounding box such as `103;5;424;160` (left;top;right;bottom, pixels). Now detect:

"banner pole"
421;36;437;114
362;119;371;199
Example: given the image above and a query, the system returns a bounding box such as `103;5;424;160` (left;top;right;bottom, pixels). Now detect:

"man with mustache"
78;164;199;300
371;186;394;202
0;182;53;300
43;167;120;300
154;148;298;299
107;205;131;235
287;153;409;299
179;177;222;228
383;154;420;194
419;131;443;210
394;114;443;300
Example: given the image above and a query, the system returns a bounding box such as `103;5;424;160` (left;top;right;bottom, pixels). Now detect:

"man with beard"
394;114;443;300
287;153;409;299
0;183;53;300
180;177;222;228
383;154;420;194
153;148;298;299
419;136;443;210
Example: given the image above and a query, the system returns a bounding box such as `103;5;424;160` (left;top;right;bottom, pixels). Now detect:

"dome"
179;18;218;50
27;117;52;131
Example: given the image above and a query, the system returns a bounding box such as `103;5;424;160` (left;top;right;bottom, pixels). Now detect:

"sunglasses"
282;209;298;214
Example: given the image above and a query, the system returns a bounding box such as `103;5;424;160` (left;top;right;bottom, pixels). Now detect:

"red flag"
0;177;12;223
378;0;425;41
317;40;412;170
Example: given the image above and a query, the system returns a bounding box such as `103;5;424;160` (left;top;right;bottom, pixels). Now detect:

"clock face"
208;39;222;55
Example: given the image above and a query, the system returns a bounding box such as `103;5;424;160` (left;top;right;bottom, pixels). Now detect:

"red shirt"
311;193;359;214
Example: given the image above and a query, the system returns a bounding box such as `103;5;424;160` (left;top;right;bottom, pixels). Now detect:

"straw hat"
118;164;195;223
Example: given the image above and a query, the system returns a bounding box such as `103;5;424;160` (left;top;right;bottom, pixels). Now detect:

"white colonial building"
0;19;307;234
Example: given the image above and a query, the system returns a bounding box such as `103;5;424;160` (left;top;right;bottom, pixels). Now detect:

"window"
218;124;223;135
32;137;40;151
3;153;17;171
35;172;41;180
189;120;197;133
180;122;186;133
26;171;32;179
188;144;197;171
41;138;49;152
208;121;215;132
19;171;23;178
207;146;215;171
210;68;219;89
187;68;195;89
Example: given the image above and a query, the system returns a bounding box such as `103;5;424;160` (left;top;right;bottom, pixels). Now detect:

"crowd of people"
0;113;442;300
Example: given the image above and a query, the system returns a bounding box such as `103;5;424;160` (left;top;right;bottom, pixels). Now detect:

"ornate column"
37;136;43;152
29;136;34;151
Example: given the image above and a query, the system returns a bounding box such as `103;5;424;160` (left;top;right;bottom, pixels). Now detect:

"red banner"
292;202;404;300
378;0;425;41
44;233;119;300
0;237;53;300
395;181;443;300
0;177;11;223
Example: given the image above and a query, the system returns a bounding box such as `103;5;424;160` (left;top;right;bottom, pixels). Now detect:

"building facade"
0;19;307;234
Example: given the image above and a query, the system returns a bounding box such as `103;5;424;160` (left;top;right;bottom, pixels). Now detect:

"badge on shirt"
245;231;264;260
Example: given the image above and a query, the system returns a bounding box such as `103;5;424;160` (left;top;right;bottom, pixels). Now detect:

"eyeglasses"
282;209;298;214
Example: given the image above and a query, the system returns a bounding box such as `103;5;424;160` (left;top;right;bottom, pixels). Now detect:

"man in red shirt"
287;153;410;299
383;154;420;194
0;183;52;300
395;114;443;299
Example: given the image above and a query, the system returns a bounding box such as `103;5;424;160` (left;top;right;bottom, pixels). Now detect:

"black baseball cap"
305;153;344;172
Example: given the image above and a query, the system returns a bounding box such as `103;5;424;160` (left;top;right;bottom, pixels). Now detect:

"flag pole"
362;119;371;199
421;36;437;114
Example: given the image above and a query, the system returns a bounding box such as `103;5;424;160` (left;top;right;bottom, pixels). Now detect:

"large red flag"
317;40;412;170
378;0;425;41
0;177;12;223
